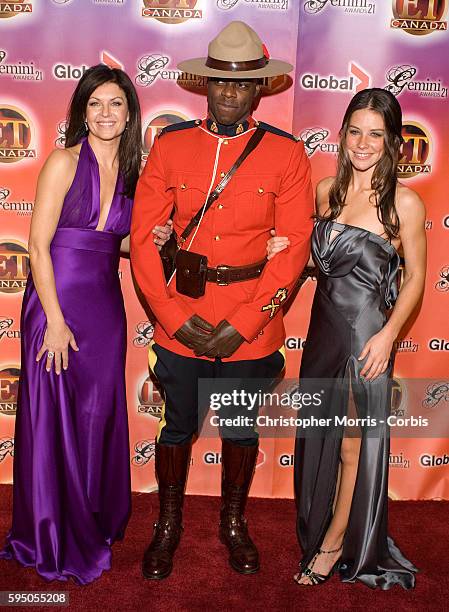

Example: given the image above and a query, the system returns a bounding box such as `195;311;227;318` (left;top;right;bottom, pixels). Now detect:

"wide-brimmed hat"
177;21;293;79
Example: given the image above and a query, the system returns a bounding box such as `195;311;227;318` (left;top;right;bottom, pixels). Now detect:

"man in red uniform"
131;21;313;580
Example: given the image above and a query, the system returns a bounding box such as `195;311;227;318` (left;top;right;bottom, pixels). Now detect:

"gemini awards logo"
391;0;448;35
0;105;36;163
0;240;30;292
0;366;20;415
304;0;376;14
300;127;339;157
142;0;202;23
398;121;432;178
0;50;43;82
384;64;448;98
0;0;32;18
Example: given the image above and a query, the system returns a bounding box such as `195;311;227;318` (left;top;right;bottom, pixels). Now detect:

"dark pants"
149;343;285;447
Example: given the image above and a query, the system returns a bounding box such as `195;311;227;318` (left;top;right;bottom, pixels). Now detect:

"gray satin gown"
294;219;417;590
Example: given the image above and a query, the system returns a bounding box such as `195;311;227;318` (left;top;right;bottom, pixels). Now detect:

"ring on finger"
47;351;55;360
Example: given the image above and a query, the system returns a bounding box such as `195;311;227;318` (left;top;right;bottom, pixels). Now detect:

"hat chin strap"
205;56;268;72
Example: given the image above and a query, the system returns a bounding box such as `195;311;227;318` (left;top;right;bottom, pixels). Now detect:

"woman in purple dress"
0;65;142;584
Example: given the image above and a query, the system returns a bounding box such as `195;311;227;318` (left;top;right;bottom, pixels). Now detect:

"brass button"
214;235;220;241
258;187;264;194
223;139;229;145
180;183;186;190
220;172;225;178
218;204;224;210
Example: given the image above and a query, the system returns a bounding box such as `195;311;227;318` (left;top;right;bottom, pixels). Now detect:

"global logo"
204;447;266;467
435;265;449;292
135;54;205;89
132;440;156;466
0;105;36;163
279;453;294;467
428;338;449;351
391;0;448;35
143;110;189;154
0;240;30;293
0;365;20;415
142;0;202;23
384;64;448;98
217;0;288;10
0;187;34;215
0;438;14;461
0;50;42;82
397;121;432;178
53;51;123;81
303;0;375;14
285;336;307;350
137;373;164;418
299;128;339;158
420;453;449;467
300;62;370;94
0;0;32;18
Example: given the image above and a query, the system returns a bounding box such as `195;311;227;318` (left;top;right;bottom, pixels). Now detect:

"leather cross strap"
179;127;265;244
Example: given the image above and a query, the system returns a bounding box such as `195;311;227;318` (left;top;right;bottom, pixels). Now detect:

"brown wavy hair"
65;64;142;198
325;88;403;239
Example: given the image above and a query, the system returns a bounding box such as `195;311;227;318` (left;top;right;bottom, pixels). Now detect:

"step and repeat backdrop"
0;0;448;499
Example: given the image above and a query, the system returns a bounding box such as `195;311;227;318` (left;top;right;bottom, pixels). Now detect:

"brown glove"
174;314;215;353
194;319;244;359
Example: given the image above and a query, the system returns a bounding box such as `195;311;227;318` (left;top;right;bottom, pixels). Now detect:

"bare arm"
29;149;79;374
359;187;426;379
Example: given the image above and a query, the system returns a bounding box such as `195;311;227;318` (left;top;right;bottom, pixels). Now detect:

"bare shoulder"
396;183;426;222
38;146;80;189
315;176;334;214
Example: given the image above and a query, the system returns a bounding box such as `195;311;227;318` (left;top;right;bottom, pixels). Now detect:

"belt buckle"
216;265;230;286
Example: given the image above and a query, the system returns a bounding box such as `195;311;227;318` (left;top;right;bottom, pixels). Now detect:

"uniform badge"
261;288;288;319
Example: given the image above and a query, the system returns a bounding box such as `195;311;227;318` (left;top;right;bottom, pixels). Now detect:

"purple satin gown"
0;138;133;584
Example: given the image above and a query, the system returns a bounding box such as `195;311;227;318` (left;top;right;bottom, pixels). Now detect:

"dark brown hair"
65;64;142;198
326;88;403;239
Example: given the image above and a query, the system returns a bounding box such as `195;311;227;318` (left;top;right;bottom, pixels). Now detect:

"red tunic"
130;117;314;361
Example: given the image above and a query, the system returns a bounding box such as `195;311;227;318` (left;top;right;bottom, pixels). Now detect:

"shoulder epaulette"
159;119;201;137
256;121;298;142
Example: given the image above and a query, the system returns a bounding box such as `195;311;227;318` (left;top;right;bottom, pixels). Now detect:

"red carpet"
0;485;447;611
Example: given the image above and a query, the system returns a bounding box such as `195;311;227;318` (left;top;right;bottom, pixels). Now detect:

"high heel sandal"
293;545;342;586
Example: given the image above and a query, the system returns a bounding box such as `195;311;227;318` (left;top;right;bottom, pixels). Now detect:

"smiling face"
344;108;385;173
207;78;260;126
85;81;129;142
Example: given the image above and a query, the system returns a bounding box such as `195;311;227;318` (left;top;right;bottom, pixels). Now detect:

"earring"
84;120;88;132
124;120;129;131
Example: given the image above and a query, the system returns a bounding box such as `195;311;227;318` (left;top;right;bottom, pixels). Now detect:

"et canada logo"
384;64;447;99
0;50;42;82
303;0;375;15
0;240;30;292
391;0;448;35
397;121;432;178
0;187;34;215
0;105;36;163
143;110;189;155
0;365;20;416
141;0;202;22
0;0;32;18
300;62;370;94
137;373;164;418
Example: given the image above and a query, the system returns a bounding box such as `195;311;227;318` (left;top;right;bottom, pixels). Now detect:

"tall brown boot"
142;441;191;580
219;439;260;574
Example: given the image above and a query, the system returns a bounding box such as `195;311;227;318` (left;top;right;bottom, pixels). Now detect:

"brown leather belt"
206;259;267;286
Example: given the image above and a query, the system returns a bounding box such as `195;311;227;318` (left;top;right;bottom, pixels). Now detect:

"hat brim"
177;57;293;79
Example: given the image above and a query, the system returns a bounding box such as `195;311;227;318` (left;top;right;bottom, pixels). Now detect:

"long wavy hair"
326;88;403;239
65;64;142;198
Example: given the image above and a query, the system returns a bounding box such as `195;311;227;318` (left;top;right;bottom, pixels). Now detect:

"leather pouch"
176;249;208;298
